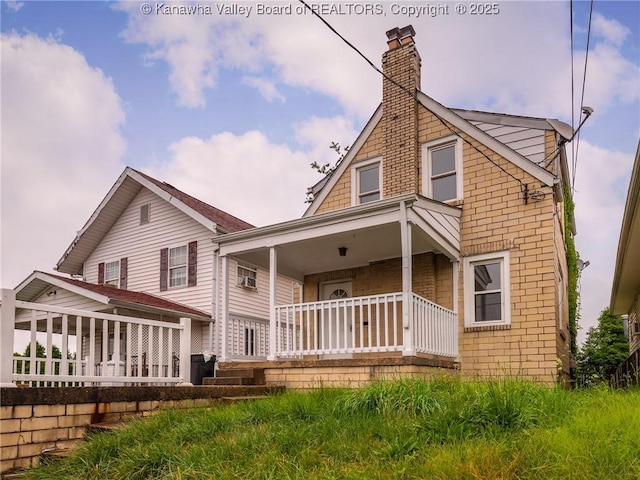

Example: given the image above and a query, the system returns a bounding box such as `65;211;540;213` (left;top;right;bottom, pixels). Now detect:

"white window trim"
104;260;120;287
351;156;383;206
421;135;463;203
168;245;187;288
237;263;258;290
463;251;511;328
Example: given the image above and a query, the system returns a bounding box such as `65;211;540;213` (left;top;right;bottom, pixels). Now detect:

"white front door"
321;281;353;355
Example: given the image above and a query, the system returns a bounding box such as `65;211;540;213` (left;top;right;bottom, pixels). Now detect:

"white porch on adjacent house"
216;194;461;363
0;272;214;388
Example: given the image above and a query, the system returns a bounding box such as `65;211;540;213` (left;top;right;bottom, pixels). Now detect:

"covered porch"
216;194;461;367
0;272;213;388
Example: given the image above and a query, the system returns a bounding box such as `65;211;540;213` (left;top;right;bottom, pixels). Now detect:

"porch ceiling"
219;195;460;281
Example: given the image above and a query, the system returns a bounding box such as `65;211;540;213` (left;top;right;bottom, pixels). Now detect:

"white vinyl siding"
471;122;547;165
84;189;214;314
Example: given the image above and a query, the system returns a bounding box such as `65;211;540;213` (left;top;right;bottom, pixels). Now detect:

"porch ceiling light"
338;247;348;257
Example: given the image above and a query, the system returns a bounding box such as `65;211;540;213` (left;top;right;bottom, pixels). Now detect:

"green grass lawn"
25;377;640;479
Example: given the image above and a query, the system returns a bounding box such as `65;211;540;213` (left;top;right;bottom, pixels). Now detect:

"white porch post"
267;246;278;361
400;201;415;356
219;255;229;363
0;289;17;388
179;317;192;385
453;260;460;359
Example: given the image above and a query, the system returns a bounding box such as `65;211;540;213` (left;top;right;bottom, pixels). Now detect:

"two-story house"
13;167;294;381
9;25;574;388
213;25;574;387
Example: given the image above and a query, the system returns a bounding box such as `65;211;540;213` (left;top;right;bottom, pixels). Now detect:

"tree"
577;307;628;385
13;341;63;374
305;142;349;203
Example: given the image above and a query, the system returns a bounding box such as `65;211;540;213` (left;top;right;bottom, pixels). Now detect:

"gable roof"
16;271;211;321
56;167;254;275
305;95;570;216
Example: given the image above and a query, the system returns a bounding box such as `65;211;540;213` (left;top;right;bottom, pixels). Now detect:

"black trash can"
190;354;216;385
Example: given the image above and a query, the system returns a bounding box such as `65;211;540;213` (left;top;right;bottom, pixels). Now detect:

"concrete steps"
203;367;266;387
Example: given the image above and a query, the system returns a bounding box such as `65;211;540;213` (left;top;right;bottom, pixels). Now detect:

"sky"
1;0;639;347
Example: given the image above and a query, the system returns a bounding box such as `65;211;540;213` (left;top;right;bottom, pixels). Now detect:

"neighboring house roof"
305;97;571;216
610;140;640;315
16;271;212;321
56;167;254;275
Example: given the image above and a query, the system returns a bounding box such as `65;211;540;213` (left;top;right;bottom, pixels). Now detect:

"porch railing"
273;292;457;359
6;297;192;387
226;316;269;360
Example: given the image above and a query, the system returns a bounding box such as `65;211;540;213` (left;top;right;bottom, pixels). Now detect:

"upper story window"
237;263;258;289
464;251;510;327
352;157;382;205
160;242;197;292
169;246;187;287
104;261;120;287
422;136;463;202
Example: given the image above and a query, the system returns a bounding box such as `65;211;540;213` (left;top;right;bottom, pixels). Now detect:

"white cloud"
241;76;285;103
140;114;358;227
0;32;126;288
592;12;630;47
572;141;634;343
5;1;24;12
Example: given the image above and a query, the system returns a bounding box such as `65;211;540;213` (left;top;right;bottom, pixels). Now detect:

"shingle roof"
133;169;254;233
41;272;211;319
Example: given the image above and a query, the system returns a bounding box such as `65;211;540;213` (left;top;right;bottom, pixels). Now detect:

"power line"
572;0;594;193
297;0;530;196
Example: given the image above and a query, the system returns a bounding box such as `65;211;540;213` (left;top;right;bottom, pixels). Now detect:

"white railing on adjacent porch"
226;316;269;360
273;292;457;359
8;299;192;387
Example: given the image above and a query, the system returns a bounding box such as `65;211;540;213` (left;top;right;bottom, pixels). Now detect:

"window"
169;246;187;287
98;258;127;288
140;204;150;224
160;242;196;291
104;261;120;287
422;136;463;202
464;251;510;327
351;158;382;205
237;263;257;289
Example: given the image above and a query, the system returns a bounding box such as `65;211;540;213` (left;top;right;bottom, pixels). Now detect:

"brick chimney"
382;25;421;197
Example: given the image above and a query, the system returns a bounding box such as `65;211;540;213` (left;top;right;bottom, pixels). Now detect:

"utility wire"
297;0;530;195
572;0;594;193
570;0;575;186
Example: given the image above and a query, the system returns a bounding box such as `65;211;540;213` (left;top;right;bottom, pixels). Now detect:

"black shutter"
120;257;128;290
188;241;197;287
160;248;168;291
98;263;105;284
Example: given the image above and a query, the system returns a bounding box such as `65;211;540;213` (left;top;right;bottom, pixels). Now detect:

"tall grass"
24;378;640;480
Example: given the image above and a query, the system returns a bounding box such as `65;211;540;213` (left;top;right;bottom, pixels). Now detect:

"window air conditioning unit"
240;276;257;289
632;323;640;336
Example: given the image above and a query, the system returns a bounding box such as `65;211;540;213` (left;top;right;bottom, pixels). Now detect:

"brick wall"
0;386;269;473
303;252;452;308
